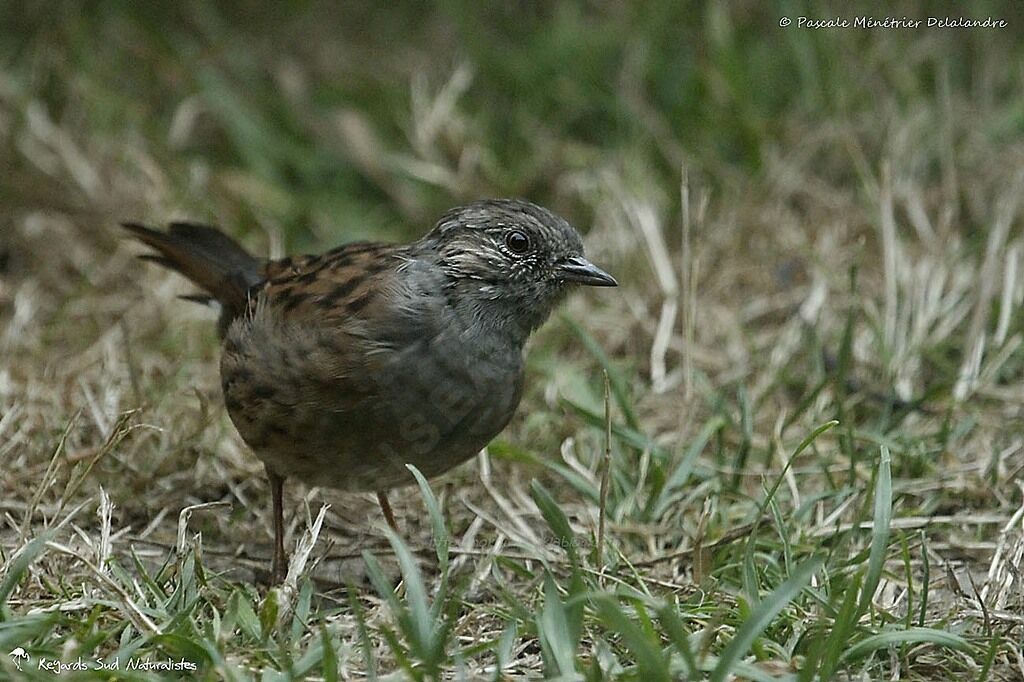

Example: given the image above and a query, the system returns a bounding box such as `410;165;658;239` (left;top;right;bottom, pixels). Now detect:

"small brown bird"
124;199;616;582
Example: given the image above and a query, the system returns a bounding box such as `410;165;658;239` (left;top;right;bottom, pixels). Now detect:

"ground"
2;3;1024;680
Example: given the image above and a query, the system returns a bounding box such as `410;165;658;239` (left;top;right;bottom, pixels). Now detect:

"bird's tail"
122;221;264;335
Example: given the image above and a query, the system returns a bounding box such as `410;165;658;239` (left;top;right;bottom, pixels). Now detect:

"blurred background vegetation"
3;0;1020;246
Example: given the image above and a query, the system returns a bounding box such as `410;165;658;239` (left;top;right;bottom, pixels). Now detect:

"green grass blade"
346;578;378;681
0;532;53;620
530;480;579;567
838;627;970;665
382;528;435;664
320;627;338;682
561;315;638;429
407;464;450;574
593;597;670;682
492;621;517;682
742;421;838;603
859;446;893;616
811;571;863;681
650;416;726;520
710;556;823;682
656;601;697;678
537;572;579;677
918;529;930;627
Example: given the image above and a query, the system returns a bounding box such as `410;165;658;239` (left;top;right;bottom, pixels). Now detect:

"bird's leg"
267;468;287;584
377;491;400;533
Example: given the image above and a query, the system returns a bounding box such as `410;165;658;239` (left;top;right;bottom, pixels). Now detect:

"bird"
123;199;617;583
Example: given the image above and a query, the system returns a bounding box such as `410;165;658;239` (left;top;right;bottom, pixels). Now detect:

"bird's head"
423;199;616;341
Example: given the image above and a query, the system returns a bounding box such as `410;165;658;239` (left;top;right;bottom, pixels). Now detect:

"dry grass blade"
44;541;160;635
176;501;232;555
277;503;329;618
20;412;79;539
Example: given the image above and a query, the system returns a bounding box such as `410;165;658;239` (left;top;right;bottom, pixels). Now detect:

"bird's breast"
221;310;526;491
372;330;525;458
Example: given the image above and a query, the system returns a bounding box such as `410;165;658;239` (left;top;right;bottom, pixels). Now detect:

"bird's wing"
221;240;440;411
256;242;397;321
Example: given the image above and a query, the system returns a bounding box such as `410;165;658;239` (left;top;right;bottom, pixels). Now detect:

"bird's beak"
558;256;618;287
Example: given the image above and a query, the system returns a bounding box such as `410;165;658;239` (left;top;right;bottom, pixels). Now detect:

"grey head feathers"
414;198;615;344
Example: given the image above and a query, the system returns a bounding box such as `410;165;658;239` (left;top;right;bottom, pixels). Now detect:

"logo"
8;648;29;671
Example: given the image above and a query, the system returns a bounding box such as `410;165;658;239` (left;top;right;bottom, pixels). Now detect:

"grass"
2;1;1024;679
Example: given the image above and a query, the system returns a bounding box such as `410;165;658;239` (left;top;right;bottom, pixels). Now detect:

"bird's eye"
505;230;531;254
